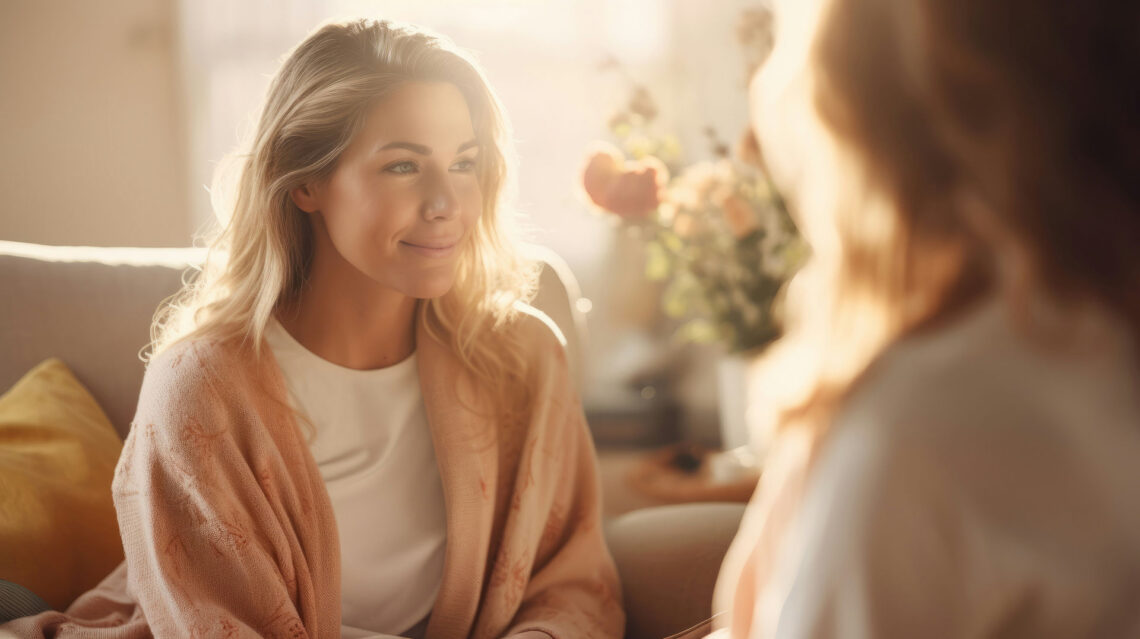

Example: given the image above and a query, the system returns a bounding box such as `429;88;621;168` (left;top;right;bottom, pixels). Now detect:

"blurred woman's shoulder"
747;295;1140;638
826;292;1140;516
842;294;1138;441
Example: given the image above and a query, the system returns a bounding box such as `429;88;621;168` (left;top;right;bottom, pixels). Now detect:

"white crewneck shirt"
265;318;447;638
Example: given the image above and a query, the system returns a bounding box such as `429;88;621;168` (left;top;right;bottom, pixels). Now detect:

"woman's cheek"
458;183;483;225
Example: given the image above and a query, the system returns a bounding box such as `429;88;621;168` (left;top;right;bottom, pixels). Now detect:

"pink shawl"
2;309;623;638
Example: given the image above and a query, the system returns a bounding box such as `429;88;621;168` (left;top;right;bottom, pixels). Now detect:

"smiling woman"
1;18;624;639
318;85;480;267
281;81;487;370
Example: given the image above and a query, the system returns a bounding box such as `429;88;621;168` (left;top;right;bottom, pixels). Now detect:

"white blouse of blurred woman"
711;0;1140;637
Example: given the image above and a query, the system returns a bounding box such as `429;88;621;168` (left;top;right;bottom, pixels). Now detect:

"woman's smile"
398;238;460;258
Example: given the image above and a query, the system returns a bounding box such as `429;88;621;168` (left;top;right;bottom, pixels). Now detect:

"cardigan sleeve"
502;333;626;639
110;342;313;638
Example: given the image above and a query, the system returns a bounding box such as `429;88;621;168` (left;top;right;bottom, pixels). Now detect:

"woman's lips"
399;240;459;258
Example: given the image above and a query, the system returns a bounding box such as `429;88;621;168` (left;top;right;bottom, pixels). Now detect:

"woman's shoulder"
842;298;1020;431
138;336;259;423
145;336;243;385
796;296;1140;598
821;298;1045;494
509;302;569;358
846;295;1136;437
825;293;1140;507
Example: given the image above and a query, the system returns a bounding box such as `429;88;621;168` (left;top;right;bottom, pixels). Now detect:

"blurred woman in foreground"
713;0;1140;636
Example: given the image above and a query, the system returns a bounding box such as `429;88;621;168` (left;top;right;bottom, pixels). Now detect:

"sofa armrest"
605;503;746;639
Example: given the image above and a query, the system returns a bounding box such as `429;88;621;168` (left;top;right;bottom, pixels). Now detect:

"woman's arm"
500;336;625;639
112;344;317;638
501;407;624;639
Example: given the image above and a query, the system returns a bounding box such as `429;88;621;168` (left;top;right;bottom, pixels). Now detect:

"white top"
725;296;1140;638
265;319;447;638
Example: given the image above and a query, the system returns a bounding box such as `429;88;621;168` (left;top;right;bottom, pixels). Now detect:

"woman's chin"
400;275;457;300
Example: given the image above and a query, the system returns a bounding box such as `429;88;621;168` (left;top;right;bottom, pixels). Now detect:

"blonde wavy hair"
750;0;1140;451
149;19;538;414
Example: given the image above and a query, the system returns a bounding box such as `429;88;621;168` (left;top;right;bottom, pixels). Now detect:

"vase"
712;353;765;483
715;353;753;451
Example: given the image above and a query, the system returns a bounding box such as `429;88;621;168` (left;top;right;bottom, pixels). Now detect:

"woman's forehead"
358;81;476;151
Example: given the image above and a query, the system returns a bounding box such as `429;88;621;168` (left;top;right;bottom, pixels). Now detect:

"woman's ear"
290;183;322;214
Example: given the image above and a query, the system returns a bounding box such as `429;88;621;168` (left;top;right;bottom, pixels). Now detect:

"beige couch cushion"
0;242;200;439
606;502;746;639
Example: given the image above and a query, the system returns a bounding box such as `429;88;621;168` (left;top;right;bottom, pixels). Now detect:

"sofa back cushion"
0;241;584;440
0;242;199;439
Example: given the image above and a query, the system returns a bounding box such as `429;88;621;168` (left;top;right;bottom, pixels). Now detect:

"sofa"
0;240;744;639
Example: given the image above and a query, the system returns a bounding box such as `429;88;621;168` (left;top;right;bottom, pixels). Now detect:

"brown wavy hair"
750;0;1140;443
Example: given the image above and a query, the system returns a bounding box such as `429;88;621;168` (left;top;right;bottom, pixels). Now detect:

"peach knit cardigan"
2;309;624;639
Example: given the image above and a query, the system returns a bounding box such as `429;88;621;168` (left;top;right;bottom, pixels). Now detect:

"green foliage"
599;50;806;354
637;172;806;353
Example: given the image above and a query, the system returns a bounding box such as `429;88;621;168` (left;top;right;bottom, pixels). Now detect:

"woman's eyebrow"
377;141;431;154
375;139;480;155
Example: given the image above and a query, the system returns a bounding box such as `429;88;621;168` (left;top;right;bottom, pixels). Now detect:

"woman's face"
296;81;483;300
749;0;845;258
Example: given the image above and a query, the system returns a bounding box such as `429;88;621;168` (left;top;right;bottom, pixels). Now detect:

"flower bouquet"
580;83;806;355
580;8;801;464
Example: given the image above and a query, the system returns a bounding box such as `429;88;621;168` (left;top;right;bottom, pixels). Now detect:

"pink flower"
720;194;759;238
673;211;696;238
581;143;669;220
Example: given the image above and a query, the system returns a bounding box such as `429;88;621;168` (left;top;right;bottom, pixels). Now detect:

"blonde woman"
2;19;623;639
711;0;1140;637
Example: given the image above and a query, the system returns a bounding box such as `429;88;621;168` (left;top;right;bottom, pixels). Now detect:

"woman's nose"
422;170;460;221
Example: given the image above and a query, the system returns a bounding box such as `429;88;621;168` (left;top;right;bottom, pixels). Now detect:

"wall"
0;0;190;247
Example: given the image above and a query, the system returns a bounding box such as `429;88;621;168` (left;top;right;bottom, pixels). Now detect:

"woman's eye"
450;158;478;173
384;161;419;175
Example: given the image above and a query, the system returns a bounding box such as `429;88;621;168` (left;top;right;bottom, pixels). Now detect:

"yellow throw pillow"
0;358;125;611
